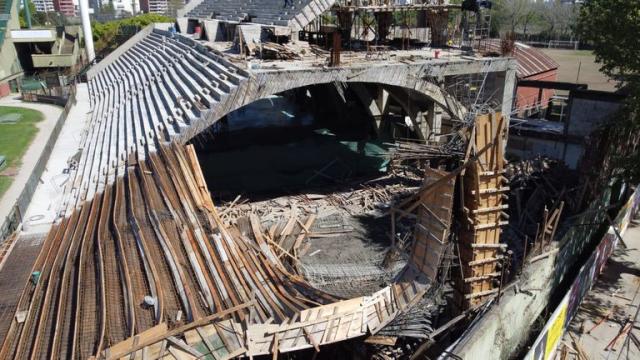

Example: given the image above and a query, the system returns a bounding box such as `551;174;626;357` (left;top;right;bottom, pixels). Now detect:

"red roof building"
483;40;559;113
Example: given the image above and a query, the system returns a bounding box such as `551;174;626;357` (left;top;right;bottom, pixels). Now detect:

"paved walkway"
0;96;62;232
20;84;91;234
559;218;640;359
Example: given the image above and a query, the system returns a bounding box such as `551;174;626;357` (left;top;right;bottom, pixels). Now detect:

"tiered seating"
0;0;14;48
186;0;335;29
83;28;249;208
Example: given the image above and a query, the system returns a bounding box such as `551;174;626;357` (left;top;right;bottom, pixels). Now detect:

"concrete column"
427;101;442;142
418;111;429;140
177;18;189;33
500;67;517;145
79;0;95;62
350;83;383;136
385;88;430;141
376;88;389;118
290;30;300;42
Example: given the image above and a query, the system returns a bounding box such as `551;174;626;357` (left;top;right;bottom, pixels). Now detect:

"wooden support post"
329;31;341;67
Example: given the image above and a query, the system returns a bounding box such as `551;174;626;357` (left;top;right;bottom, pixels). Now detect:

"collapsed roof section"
0;5;518;356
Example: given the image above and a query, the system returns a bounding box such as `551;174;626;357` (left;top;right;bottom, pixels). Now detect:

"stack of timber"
388;140;463;162
261;42;303;60
455;112;508;308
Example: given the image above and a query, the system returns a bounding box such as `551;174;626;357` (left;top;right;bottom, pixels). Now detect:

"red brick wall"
0;83;10;98
515;70;558;114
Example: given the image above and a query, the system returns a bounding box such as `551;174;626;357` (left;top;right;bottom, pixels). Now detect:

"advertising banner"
524;186;640;360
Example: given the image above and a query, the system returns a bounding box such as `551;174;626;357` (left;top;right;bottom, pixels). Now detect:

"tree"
491;0;538;35
91;13;175;54
490;0;579;40
19;0;38;28
539;1;579;40
100;0;116;18
577;0;640;183
578;0;640;79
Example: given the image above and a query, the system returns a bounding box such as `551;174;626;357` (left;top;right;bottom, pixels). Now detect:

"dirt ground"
541;49;619;92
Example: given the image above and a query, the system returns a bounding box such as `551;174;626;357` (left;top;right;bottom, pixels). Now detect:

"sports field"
541;49;618;92
0;106;44;198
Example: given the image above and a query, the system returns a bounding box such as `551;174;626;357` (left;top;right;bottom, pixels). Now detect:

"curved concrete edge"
290;0;337;32
176;61;479;143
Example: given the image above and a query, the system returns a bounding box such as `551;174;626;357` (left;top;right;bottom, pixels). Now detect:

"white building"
110;0;140;15
32;0;55;12
81;0;140;17
140;0;167;14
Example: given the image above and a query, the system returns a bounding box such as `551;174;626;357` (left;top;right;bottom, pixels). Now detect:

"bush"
92;13;175;54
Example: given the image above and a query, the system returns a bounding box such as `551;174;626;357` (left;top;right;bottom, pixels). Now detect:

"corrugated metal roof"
482;39;559;79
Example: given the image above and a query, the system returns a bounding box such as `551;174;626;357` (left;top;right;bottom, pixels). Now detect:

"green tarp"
198;132;390;194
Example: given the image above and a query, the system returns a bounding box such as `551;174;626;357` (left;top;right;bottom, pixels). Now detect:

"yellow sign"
544;303;567;360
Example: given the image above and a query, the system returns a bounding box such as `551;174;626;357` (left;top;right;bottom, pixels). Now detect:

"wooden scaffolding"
456;112;508;308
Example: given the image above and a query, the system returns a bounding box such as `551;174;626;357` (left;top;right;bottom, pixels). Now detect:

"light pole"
78;0;95;62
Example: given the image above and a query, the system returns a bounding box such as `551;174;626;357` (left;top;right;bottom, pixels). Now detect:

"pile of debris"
388;140;464;162
215;172;424;226
504;156;582;272
213;170;427;299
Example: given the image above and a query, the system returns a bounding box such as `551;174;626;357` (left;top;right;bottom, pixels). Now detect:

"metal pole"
23;0;32;29
78;0;95;62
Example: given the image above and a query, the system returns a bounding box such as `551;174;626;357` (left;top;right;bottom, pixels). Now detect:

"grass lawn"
0;177;12;197
541;49;618;92
0;106;44;198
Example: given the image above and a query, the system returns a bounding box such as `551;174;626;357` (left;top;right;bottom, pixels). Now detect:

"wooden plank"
104;303;252;359
166;336;204;358
365;335;397;346
302;327;320;352
292;215;316;254
271;332;279;360
195;327;221;360
249;215;266;245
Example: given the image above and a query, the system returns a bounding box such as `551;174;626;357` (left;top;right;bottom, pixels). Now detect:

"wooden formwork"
456;112;508;308
410;167;455;281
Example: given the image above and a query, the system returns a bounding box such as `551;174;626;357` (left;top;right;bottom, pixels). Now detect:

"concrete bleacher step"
88;28;248;159
185;0;320;28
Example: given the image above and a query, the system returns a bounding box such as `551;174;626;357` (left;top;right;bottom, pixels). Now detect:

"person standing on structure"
284;0;292;8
